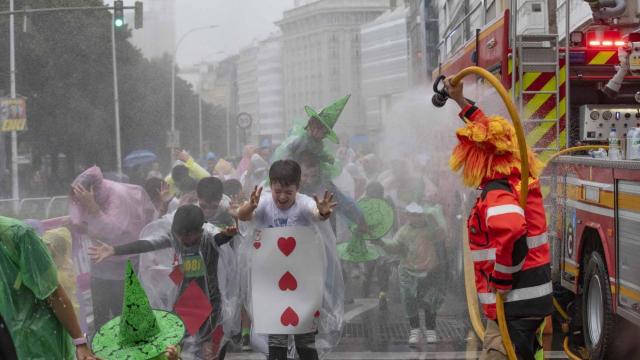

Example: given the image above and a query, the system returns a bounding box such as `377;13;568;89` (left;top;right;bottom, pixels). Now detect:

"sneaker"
424;329;437;343
241;333;252;351
378;292;388;310
408;328;422;345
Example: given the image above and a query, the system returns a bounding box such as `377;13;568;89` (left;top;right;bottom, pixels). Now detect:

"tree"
0;0;225;195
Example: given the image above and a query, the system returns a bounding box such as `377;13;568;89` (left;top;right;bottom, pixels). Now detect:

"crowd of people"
0;82;552;360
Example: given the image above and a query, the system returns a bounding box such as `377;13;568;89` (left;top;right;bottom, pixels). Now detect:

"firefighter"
444;78;553;360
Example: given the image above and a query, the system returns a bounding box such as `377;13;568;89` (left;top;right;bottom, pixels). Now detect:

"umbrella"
124;150;157;168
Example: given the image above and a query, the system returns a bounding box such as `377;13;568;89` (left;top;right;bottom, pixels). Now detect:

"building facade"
360;5;410;133
277;0;389;138
256;34;286;145
200;56;239;156
236;45;260;148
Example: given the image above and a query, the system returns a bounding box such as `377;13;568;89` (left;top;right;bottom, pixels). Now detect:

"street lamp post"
170;25;217;158
9;0;18;209
111;12;122;175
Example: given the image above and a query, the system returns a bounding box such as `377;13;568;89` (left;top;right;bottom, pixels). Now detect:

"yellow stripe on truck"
588;51;616;65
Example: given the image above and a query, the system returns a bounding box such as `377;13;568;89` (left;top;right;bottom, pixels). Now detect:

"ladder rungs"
522;90;558;95
524;118;560;123
521;62;558;67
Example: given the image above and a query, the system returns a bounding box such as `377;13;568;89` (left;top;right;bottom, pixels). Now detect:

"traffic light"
134;1;143;29
113;0;124;28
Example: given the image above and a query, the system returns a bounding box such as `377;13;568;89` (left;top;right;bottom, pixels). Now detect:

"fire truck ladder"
515;34;562;154
514;35;563;269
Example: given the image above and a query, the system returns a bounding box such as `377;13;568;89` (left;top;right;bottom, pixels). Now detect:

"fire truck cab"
434;0;640;357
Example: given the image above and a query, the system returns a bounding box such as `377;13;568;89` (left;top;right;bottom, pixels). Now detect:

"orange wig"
449;114;542;188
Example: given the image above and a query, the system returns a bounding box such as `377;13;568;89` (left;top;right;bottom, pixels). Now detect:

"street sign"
237;112;253;129
166;130;180;148
0;97;27;132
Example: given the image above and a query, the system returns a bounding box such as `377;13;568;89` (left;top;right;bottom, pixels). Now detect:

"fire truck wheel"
581;251;615;360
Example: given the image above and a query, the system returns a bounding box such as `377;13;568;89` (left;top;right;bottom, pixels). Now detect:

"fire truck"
434;0;640;357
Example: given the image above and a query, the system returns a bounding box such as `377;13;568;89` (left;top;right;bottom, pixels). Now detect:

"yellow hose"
449;66;524;360
463;221;486;340
544;145;609;169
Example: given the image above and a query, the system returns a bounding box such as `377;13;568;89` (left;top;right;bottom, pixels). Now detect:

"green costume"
337;198;395;262
272;95;350;177
91;261;185;360
0;216;75;359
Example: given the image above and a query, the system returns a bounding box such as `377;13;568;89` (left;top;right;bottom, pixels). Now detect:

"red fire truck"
434;0;640;358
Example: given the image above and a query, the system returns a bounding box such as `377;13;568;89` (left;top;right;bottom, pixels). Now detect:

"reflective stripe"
494;260;524;274
505;281;553;302
477;282;553;305
472;248;496;262
527;234;548;249
486;204;524;220
478;292;496;304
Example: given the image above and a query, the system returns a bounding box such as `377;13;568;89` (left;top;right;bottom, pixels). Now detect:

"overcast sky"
175;0;294;66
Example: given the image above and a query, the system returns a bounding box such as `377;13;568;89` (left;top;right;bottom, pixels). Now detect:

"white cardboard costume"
238;192;344;356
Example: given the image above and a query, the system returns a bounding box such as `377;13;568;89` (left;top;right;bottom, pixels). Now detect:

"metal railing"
0;196;69;219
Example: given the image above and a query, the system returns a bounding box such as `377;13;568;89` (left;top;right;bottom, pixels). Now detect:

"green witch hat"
337;198;395;262
91;261;185;359
304;94;351;144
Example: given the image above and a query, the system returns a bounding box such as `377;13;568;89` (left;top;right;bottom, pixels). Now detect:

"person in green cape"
0;216;99;360
272;95;350;174
91;261;185;360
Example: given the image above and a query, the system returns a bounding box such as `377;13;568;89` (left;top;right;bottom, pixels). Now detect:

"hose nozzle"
432;75;449;108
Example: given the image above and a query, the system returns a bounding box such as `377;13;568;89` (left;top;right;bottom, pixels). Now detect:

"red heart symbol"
280;306;299;327
253;242;261;249
314;310;320;318
277;237;296;256
278;271;298;291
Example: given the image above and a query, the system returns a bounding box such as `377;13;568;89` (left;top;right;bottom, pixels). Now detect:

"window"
531;3;542;12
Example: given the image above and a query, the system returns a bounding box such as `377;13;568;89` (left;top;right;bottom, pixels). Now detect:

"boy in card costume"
237;160;344;360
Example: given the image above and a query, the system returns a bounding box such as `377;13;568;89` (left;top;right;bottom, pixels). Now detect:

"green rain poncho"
0;216;74;360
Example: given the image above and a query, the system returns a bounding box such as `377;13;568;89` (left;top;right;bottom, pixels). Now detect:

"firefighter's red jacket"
462;105;553;320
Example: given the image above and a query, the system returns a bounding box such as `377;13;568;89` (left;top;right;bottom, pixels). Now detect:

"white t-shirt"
253;192;320;229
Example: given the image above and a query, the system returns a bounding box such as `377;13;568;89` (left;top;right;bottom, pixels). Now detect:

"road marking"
225;351;569;359
343;298;379;322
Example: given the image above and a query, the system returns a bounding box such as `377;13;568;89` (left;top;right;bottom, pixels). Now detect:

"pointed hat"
304;94;351;144
91;261;185;359
337;198;395;262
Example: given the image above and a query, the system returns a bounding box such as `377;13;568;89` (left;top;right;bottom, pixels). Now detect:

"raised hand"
87;240;115;264
314;190;337;217
159;181;173;204
174;149;191;163
72;184;99;214
221;225;239;237
249;186;263;209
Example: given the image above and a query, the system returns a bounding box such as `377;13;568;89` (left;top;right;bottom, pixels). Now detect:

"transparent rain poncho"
0;216;75;359
136;213;240;359
238;192;345;358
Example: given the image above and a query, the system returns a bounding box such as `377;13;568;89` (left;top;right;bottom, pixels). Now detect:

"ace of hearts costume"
238;191;344;358
451;104;552;359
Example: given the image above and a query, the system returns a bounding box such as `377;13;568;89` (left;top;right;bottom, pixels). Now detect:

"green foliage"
0;0;227;191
